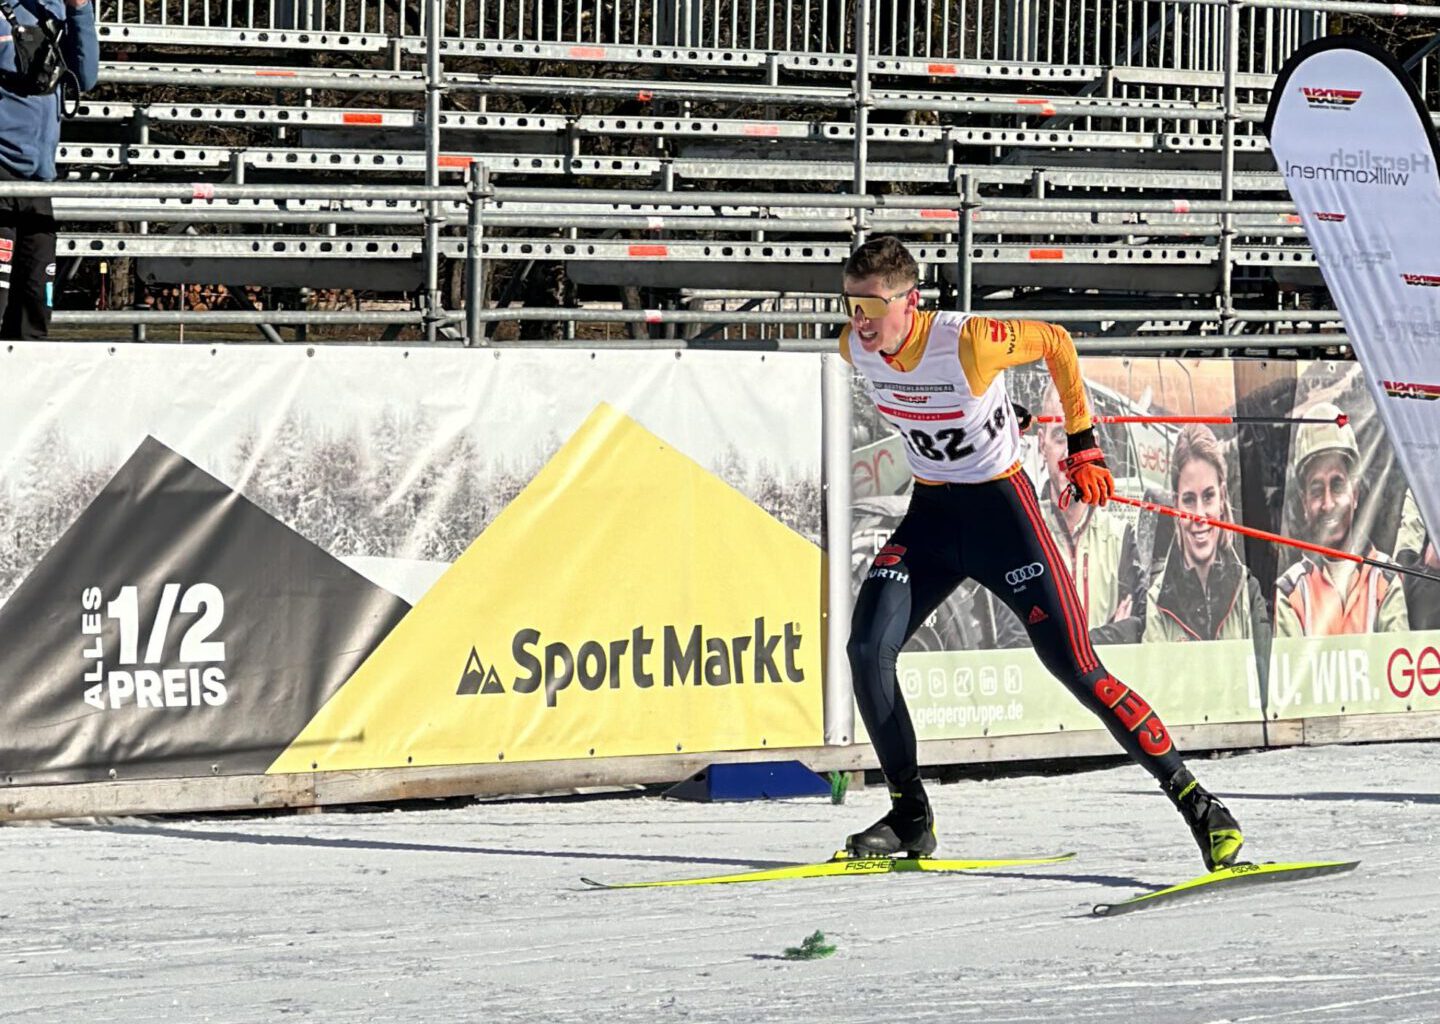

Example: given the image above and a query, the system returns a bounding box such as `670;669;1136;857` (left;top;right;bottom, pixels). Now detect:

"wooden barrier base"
2;713;1435;822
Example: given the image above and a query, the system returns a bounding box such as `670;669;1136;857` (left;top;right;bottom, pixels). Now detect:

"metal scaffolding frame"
12;174;1343;347
45;0;1440;344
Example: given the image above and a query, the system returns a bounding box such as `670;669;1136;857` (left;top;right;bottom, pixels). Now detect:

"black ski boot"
845;780;937;859
1164;767;1244;871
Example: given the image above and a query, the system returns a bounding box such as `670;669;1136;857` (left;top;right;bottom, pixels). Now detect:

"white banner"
1265;37;1440;545
0;346;822;606
0;344;826;783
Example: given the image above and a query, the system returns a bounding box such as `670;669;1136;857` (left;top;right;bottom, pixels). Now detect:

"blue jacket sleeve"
62;1;99;93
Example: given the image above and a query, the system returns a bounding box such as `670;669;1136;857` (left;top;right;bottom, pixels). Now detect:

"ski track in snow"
3;742;1437;1023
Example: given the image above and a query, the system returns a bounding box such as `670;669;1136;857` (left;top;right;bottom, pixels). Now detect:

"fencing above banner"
1264;35;1440;554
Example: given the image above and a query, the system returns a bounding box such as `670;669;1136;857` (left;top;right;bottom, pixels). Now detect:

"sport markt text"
477;618;806;708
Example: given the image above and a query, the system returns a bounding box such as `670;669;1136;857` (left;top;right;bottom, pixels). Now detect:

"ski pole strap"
1061;447;1106;471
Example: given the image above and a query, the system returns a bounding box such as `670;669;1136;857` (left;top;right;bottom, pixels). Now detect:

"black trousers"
847;471;1184;790
0;168;57;340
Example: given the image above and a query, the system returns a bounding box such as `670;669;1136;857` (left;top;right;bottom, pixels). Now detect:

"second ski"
582;850;1076;890
1092;858;1360;916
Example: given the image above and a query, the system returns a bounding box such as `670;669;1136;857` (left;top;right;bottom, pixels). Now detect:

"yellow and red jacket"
841;310;1091;484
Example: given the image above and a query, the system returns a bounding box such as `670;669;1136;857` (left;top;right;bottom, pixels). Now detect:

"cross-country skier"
838;235;1243;870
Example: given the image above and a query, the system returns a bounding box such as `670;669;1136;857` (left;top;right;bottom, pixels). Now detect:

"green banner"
890;639;1263;744
852;353;1440;749
1269;631;1440;719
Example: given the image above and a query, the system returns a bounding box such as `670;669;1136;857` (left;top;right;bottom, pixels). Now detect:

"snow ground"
3;741;1437;1024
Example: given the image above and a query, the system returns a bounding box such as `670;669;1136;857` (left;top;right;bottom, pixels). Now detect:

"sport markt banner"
850;354;1440;745
1265;37;1440;577
0;345;824;785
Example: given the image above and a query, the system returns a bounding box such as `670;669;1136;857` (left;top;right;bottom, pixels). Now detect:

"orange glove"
1060;431;1114;507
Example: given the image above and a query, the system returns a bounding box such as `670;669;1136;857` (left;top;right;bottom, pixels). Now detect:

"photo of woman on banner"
1274;398;1409;637
1144;423;1269;643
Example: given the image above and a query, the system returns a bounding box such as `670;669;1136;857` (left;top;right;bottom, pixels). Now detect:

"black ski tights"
847;472;1185;790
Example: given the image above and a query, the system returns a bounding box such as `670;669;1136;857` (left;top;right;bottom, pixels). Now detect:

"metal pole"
133;105;151;343
1220;0;1239;333
822;352;855;747
424;0;443;344
852;0;871;249
959;174;976;312
466;161;489;346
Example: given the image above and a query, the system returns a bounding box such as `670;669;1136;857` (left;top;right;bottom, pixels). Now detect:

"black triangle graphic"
457;646;505;695
457;647;486;694
0;436;412;785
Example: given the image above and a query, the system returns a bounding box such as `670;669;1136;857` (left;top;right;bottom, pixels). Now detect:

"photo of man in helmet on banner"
1274;400;1409;637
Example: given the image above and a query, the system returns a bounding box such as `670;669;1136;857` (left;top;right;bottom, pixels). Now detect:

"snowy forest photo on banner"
0;345;822;609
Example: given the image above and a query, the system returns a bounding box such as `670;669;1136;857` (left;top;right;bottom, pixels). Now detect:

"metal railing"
95;0;1325;68
57;0;1440;346
12;174;1347;348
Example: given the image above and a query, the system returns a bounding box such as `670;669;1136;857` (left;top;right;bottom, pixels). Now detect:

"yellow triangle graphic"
269;403;823;772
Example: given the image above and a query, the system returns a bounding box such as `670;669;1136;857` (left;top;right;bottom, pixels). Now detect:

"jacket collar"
1156;539;1244;639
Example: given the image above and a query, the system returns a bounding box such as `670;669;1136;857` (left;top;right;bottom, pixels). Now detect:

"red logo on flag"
1301;87;1361;109
1402;273;1440;288
1382;380;1440;401
1314;212;1346;222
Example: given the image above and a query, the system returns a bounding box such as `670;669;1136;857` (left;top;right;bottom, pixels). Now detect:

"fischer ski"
1091;859;1360;917
581;850;1076;890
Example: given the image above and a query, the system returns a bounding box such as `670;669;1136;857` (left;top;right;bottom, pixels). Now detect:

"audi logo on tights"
1004;562;1046;587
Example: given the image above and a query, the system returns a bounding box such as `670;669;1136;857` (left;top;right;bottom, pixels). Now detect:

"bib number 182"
901;406;1007;462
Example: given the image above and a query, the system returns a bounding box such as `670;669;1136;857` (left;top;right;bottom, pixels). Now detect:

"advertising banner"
1265;37;1440;575
0;345;824;783
850;351;1436;746
270;403;821;771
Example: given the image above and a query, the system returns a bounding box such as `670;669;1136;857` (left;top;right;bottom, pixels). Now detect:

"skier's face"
1176;456;1224;568
843;274;917;355
1302;452;1356;548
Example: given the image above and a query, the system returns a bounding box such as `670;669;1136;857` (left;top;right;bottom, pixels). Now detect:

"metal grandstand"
23;0;1440;345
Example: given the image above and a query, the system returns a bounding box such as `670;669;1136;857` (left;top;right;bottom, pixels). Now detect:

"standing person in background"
839;235;1243;872
1394;490;1440;631
1145;423;1268;643
1032;383;1148;645
0;0;99;339
1275;403;1408;637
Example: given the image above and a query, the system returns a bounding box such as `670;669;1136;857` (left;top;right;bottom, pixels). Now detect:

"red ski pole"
1096;491;1440;586
1036;412;1347;428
